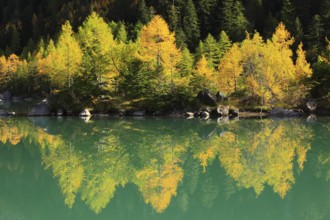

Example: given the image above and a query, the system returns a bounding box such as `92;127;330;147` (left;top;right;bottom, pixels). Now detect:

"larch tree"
78;12;119;92
295;43;312;80
289;42;313;104
137;15;181;91
54;21;83;90
193;54;214;90
216;43;242;95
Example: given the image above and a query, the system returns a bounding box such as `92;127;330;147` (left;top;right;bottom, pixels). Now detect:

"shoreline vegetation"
0;5;329;116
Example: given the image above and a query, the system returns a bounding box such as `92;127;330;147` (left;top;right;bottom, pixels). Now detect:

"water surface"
0;116;329;219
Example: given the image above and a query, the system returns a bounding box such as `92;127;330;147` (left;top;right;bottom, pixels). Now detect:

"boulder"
0;110;15;116
79;109;91;117
6;111;15;116
216;92;228;102
28;100;50;116
201;111;210;119
197;89;217;106
306;99;317;112
185;112;194;118
216;105;230;116
57;109;64;116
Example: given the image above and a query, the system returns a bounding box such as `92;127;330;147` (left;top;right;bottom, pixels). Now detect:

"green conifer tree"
182;0;200;49
280;0;296;33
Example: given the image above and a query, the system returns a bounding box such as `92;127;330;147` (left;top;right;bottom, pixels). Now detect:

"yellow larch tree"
137;15;181;85
193;54;214;90
216;43;242;94
52;21;83;89
295;42;312;80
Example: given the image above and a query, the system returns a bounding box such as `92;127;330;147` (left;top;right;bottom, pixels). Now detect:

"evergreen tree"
306;14;324;55
280;0;296;33
21;38;35;59
263;12;279;39
196;0;217;38
167;4;179;31
138;0;152;24
294;17;303;43
10;28;21;54
203;34;220;68
221;0;249;42
218;31;232;61
320;0;330;39
195;41;205;60
182;0;200;50
179;47;194;78
174;28;188;49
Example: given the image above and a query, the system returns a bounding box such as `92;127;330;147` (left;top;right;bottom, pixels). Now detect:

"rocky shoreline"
0;90;327;118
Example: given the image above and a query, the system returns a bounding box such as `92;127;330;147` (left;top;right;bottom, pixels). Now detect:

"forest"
0;0;329;112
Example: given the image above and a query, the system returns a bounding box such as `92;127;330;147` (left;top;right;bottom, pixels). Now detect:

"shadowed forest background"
0;0;329;112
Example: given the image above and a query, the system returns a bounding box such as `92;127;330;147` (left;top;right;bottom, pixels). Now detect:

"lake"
0;116;329;220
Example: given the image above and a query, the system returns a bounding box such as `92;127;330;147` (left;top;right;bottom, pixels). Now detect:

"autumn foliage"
0;14;313;110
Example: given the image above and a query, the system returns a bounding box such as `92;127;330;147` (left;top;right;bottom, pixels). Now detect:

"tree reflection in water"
0;116;325;215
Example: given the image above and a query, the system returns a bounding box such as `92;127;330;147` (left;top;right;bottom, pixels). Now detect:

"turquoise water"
0;116;329;219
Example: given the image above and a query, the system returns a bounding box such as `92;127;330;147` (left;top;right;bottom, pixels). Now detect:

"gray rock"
132;111;145;116
185;112;194;118
197;89;217;106
57;109;64;116
306;99;317;112
0;110;15;116
216;92;228;102
79;109;91;117
217;105;230;116
28;101;50;116
201;111;210;119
